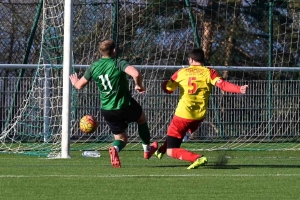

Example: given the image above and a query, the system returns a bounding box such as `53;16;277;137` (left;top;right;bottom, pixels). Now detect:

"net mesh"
0;0;300;156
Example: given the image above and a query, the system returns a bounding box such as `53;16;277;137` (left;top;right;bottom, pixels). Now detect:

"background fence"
1;65;299;143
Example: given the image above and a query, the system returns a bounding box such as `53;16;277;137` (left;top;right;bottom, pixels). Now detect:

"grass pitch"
1;150;300;200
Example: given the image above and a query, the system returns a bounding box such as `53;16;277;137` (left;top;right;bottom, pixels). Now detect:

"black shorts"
166;135;183;149
101;98;143;134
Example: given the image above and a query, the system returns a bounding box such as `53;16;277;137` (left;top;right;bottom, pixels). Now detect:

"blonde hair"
99;39;116;57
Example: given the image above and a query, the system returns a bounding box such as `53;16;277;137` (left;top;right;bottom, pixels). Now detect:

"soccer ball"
79;115;98;134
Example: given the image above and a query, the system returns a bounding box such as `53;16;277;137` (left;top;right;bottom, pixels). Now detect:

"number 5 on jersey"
188;77;197;94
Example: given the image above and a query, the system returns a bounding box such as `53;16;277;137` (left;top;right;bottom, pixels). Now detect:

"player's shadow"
154;164;239;169
206;164;239;169
206;164;300;169
223;164;300;168
155;164;191;168
155;164;300;169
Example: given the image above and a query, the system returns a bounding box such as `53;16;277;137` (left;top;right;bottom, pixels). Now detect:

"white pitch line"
1;174;300;178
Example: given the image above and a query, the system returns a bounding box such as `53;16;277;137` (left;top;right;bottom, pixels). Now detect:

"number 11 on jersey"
99;74;112;91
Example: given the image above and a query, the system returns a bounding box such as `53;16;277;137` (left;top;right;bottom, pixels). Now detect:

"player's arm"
209;68;248;94
215;79;248;94
161;80;173;94
124;65;145;93
161;70;180;94
69;73;89;90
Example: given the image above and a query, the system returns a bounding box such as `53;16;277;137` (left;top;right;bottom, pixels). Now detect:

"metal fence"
1;66;299;141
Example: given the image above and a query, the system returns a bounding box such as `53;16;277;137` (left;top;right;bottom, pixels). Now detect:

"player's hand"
162;80;173;94
135;85;146;93
69;73;79;86
240;85;248;94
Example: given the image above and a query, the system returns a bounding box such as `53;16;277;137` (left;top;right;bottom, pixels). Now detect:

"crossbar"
0;64;300;71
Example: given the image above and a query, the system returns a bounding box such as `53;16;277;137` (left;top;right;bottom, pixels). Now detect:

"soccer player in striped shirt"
155;48;248;169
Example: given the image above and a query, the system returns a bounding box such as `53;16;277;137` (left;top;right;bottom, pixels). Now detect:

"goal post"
61;0;73;158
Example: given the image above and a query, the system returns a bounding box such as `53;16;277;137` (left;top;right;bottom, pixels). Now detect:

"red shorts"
167;115;203;139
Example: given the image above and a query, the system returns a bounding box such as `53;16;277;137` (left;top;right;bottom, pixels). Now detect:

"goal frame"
61;0;73;158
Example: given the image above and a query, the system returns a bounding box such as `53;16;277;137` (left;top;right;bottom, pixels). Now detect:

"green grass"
1;150;300;200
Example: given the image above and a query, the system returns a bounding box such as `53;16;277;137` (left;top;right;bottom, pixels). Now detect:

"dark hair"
189;48;204;63
99;39;116;57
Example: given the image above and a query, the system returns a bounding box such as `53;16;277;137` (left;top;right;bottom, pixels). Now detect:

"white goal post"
61;0;73;158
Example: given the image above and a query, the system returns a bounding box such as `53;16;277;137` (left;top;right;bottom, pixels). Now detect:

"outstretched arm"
69;73;89;90
215;79;248;94
124;65;145;93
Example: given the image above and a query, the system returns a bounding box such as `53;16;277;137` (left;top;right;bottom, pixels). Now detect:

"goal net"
1;0;300;157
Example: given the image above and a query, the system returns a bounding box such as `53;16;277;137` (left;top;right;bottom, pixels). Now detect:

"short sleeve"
166;69;181;91
209;69;221;85
83;65;93;81
116;59;130;71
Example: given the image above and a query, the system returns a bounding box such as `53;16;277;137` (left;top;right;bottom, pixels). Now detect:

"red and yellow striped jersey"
164;65;221;120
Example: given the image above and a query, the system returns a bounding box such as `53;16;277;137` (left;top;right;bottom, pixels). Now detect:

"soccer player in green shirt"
70;39;158;168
